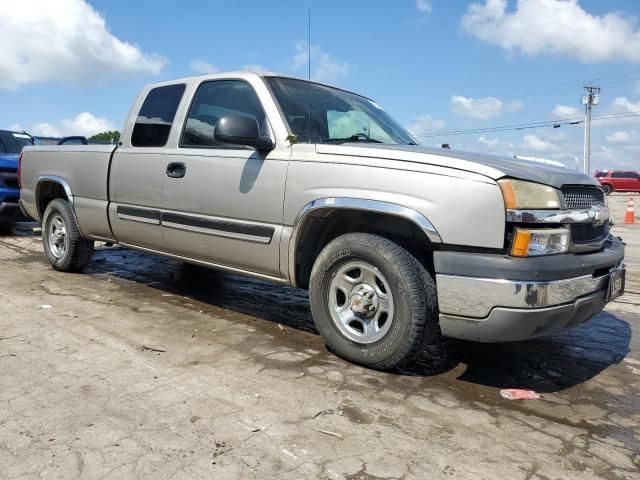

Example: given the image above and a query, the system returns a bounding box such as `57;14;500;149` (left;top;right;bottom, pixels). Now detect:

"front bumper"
434;236;625;342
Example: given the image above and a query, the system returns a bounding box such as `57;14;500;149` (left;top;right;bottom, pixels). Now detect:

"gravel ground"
0;193;638;479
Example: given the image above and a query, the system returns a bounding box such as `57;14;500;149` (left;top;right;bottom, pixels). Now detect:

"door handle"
166;162;186;178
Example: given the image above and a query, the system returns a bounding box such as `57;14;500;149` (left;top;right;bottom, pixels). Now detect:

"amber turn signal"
511;229;532;257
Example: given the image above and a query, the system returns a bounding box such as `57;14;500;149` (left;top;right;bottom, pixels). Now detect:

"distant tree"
89;131;120;142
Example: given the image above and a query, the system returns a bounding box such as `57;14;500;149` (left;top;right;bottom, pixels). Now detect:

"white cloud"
189;59;219;75
451;95;522;120
522;133;559;152
416;0;432;13
552;104;581;118
30;112;115;138
471;135;516;157
0;0;166;89
407;114;445;136
596;145;633;169
478;135;499;147
31;123;63;137
611;96;640;114
291;42;351;83
461;0;640;63
595;96;640;126
606;130;636;143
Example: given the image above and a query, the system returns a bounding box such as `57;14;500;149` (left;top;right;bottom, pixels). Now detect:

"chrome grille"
561;185;604;209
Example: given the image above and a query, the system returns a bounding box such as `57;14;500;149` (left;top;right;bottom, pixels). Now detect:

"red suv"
595;170;640;195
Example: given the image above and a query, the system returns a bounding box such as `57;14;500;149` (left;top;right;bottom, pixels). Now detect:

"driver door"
160;79;288;277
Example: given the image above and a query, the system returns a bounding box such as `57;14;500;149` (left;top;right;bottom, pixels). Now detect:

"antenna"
308;9;311;83
307;9;312;143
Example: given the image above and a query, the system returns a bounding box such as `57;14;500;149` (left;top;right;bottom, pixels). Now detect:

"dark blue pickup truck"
0;129;34;229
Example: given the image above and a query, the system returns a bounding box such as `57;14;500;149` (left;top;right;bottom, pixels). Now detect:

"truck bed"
20;144;117;240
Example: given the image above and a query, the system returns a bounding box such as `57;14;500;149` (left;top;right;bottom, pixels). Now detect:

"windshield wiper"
321;133;383;144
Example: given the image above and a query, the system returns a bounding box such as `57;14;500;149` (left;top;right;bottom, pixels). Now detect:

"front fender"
288;197;442;286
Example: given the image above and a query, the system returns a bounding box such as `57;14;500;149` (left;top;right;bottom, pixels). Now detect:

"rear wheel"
309;233;439;370
602;184;613;195
42;198;94;271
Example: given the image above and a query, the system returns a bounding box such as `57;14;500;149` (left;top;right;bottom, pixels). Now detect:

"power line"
414;117;584;138
591;112;640;122
413;112;640;138
407;70;640;118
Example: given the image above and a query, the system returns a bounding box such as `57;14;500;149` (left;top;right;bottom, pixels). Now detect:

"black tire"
309;233;439;370
602;184;613;195
42;198;94;272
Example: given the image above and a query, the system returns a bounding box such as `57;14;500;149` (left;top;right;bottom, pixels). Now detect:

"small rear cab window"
132;84;186;147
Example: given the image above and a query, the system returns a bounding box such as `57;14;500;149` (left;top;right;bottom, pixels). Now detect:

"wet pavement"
0;193;639;479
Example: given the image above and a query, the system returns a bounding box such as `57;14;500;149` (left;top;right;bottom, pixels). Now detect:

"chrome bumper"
437;272;611;318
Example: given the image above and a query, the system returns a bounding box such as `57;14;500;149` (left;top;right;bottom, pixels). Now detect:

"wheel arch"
288;198;442;288
601;182;614;194
35;176;74;220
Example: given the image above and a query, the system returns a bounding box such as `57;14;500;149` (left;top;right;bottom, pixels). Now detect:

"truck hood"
0;154;18;170
315;144;597;189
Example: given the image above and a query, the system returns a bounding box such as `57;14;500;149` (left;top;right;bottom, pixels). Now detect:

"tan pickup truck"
19;71;625;369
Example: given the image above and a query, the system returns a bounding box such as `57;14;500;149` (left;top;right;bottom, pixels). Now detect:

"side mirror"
214;116;274;152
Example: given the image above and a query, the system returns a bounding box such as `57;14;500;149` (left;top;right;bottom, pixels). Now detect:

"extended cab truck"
19;72;626;370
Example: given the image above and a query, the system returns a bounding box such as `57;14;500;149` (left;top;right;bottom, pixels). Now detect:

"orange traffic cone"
624;197;636;224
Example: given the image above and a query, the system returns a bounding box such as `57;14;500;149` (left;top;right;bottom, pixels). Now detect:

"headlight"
498;179;562;209
511;227;569;257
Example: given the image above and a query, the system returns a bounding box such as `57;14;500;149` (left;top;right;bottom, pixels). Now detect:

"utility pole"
582;84;600;175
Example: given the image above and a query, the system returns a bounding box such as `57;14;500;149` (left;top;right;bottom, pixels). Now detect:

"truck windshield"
0;130;34;154
265;77;417;145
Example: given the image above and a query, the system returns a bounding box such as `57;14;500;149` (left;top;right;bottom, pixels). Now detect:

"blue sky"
1;0;640;172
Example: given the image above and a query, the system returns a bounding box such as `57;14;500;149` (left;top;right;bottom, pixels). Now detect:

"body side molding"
116;205;161;225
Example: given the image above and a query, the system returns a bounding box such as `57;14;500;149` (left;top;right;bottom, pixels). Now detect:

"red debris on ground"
500;389;541;400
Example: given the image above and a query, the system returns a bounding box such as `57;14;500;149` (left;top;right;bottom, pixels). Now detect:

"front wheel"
42;198;94;271
602;184;613;195
309;233;439;370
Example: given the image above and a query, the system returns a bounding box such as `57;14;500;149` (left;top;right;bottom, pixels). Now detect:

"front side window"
595;171;608;178
265;77;416;145
132;84;186;147
612;171;628;178
181;80;267;148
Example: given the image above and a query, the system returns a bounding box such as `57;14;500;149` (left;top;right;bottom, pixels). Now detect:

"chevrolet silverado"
19;72;626;369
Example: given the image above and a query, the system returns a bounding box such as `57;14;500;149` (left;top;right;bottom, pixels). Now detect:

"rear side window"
132;84;186;147
181;80;266;148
